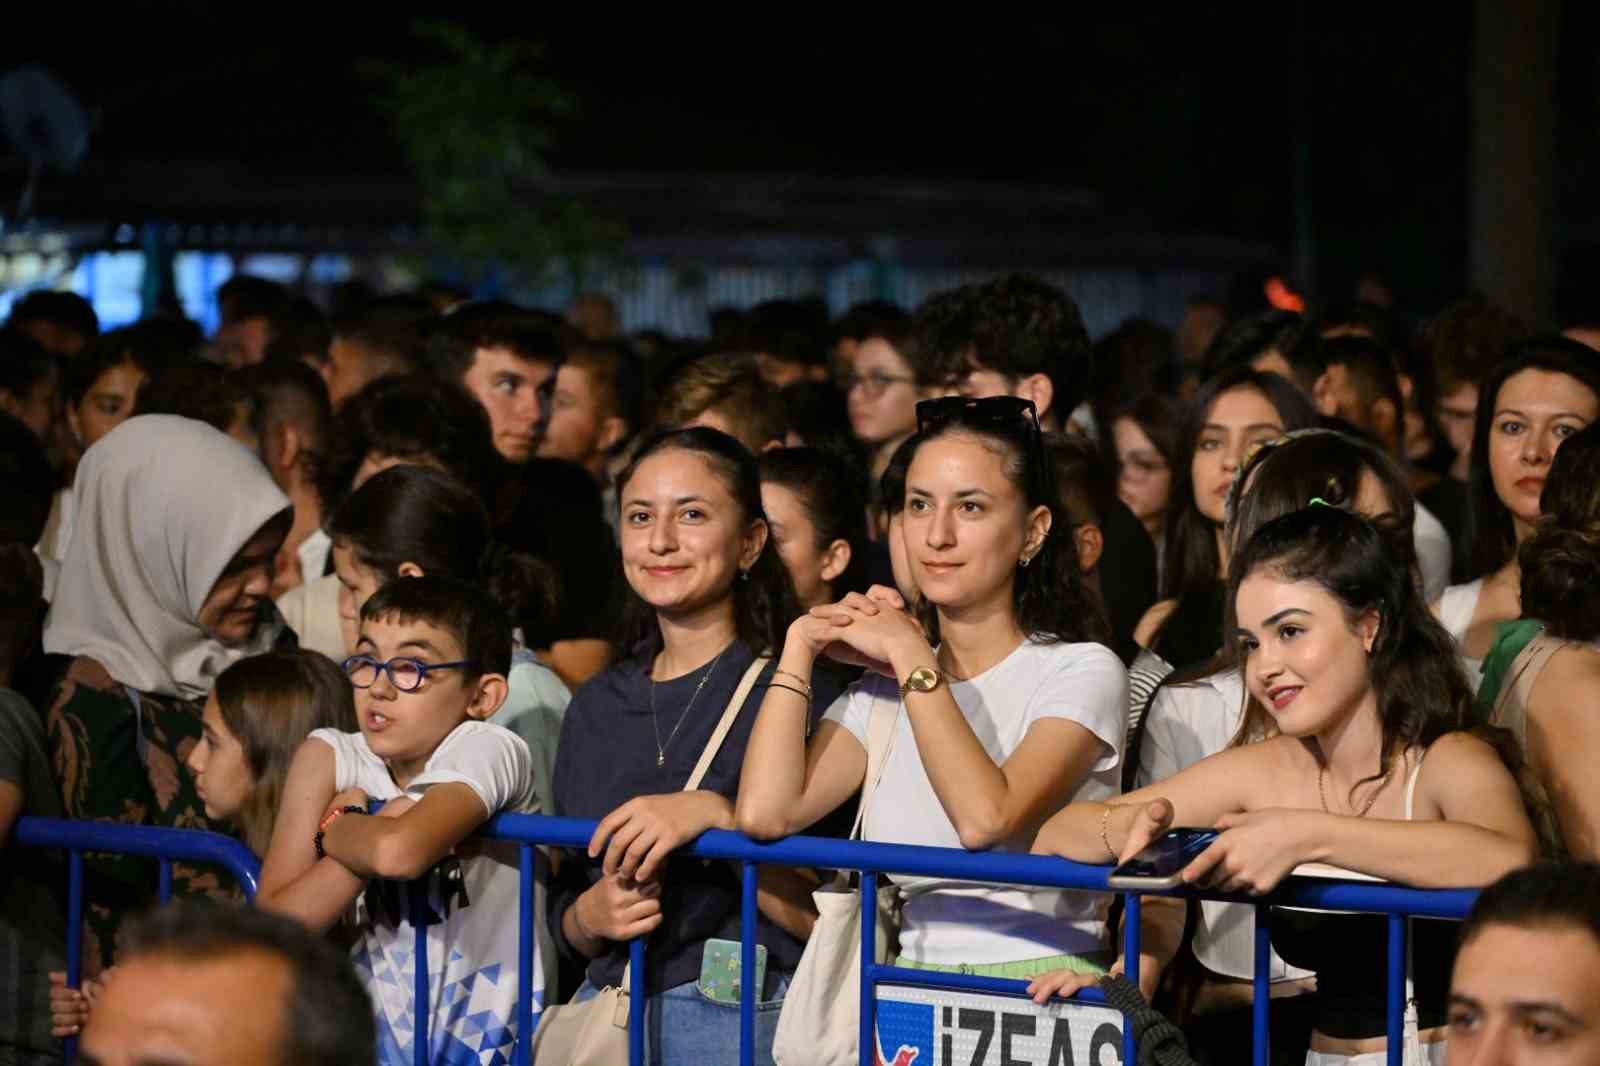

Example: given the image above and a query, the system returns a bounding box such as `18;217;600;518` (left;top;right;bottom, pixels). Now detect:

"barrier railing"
21;813;1478;1066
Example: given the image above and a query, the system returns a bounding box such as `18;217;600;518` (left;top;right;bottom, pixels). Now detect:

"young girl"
1034;506;1537;1065
738;395;1127;981
1436;337;1600;686
49;649;356;1036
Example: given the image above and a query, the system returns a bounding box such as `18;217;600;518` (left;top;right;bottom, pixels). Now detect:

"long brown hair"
213;650;357;855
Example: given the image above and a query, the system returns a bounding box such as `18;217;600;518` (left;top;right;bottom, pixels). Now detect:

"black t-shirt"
1097;496;1159;665
548;639;836;996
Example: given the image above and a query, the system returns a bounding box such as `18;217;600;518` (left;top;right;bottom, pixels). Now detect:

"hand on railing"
48;968;109;1037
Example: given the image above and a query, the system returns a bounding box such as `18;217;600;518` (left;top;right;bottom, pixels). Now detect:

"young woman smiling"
738;396;1125;981
547;427;827;1066
1436;338;1600;682
1035;507;1536;1065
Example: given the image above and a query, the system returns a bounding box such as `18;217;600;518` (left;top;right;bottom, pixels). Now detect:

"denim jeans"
573;971;792;1066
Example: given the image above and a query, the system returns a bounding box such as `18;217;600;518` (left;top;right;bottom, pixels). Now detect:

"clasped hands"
789;585;932;678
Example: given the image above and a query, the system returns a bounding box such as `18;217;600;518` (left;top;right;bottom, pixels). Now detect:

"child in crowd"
259;576;544;1066
48;649;357;1038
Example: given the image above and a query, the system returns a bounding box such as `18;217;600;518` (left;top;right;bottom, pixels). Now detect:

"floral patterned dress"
44;657;240;975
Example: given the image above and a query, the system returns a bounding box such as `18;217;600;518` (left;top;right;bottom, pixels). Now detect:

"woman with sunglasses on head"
1435;337;1600;685
1034;506;1538;1066
738;395;1128;982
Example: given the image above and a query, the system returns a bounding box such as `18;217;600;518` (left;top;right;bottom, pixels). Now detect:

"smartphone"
699;938;768;1005
1106;827;1220;890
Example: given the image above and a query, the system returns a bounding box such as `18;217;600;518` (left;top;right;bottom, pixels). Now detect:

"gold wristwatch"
899;665;944;698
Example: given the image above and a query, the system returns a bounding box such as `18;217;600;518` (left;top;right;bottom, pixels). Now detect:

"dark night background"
3;3;1597;322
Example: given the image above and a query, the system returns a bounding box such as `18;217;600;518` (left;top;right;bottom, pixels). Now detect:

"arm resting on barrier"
258;740;370;932
320;782;490;881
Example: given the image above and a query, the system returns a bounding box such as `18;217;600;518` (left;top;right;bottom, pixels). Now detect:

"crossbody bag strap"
684;655;770;792
848;687;901;841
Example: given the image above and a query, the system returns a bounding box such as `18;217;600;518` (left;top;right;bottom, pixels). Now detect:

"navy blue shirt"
548;638;841;996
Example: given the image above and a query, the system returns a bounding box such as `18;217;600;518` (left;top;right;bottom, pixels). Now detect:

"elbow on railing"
952;811;1010;852
370;830;438;882
734;802;794;842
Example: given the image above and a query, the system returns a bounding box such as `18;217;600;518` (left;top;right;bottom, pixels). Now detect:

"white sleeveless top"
1437;579;1485;684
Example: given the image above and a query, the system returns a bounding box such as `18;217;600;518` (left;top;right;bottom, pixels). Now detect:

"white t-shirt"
311;721;547;1065
825;639;1128;965
1137;671;1312;983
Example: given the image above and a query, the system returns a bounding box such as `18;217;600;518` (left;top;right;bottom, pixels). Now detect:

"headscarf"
43;415;292;700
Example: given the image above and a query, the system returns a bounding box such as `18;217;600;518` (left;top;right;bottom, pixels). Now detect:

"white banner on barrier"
874;985;1125;1066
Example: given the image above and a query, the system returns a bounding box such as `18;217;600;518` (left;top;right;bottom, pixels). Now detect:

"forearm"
756;866;820;940
559;889;608;959
888;642;1013;849
1033;801;1132;864
1308;814;1535;888
735;644;819;838
259;858;366;934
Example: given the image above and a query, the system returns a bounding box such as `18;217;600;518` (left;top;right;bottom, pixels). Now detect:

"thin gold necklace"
1317;761;1394;818
650;645;728;767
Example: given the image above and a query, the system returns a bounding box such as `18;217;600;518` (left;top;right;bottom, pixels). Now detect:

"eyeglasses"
1119;455;1170;480
342;655;480;692
840;371;915;398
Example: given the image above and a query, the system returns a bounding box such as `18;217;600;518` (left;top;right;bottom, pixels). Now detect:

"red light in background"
1264;277;1305;312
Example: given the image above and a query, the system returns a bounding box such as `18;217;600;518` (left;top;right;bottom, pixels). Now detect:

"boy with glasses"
259;575;545;1066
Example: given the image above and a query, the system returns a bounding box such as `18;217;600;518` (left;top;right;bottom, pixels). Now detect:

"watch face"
907;667;940;692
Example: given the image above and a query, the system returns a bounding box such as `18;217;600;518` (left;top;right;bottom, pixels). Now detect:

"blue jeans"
573;972;792;1066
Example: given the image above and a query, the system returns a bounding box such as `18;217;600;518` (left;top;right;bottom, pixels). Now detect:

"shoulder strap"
849;687;901;840
684;655;770;792
1403;749;1427;821
1505;633;1563;714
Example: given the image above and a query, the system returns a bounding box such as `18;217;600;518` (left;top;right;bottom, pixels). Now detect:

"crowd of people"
1;273;1599;1065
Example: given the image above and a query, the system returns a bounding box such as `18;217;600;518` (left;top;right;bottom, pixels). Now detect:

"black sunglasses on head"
915;395;1048;496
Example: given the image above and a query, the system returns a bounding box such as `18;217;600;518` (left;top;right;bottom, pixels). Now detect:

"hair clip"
1308;497;1332;508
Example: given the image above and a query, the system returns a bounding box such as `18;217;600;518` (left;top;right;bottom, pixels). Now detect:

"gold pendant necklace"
650;645;728;767
1317;761;1394;818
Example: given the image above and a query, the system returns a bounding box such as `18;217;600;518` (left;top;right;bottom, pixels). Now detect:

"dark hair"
317;374;503;516
832;300;908;346
0;329;57;404
1228;507;1480;796
120;900;375;1066
776;380;858;462
744;299;827;370
652;353;788;452
1044;431;1117;531
615;427;799;657
1108;393;1181;475
1415;295;1529;399
1467;337;1600;578
329;294;436;378
330;465;555;644
564;339;645;445
0;412;55;544
242;360;333;483
1089;318;1178;415
1199;309;1304;377
1313;334;1405;443
896;403;1111;646
64;324;189;408
359;574;513;681
8;290;98;341
426;300;567;383
913;274;1092;422
213;651;357;855
216;275;289;324
138;363;254;436
758;447;869;598
1227;428;1417;575
262;297;332;366
1459;862;1600;952
1518;421;1600;641
877;434;919;519
1304;302;1404;352
1163;367;1319;599
0;540;44;674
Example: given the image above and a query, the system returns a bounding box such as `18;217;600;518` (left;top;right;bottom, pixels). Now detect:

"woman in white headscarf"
41;414;291;972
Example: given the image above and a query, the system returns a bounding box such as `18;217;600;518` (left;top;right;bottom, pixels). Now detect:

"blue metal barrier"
13;816;262;1066
19;812;1478;1066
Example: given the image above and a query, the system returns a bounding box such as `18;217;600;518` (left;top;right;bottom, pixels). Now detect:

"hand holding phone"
1106;827;1221;890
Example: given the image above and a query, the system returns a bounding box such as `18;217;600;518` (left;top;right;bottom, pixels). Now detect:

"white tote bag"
773;691;900;1066
532;657;769;1066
